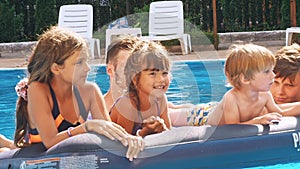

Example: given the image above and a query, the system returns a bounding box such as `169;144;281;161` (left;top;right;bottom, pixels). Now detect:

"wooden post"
290;0;297;27
212;0;218;50
126;0;130;16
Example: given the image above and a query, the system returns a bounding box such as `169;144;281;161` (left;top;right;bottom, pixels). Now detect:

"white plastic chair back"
145;1;191;54
58;4;100;59
149;1;184;38
58;4;93;39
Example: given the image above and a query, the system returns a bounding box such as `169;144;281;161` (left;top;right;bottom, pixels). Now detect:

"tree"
0;1;23;42
34;0;57;36
280;0;290;29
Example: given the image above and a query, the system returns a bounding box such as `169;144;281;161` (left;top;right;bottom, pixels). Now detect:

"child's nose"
156;74;164;82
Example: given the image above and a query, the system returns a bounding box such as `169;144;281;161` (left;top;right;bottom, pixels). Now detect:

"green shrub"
34;0;57;36
0;1;24;42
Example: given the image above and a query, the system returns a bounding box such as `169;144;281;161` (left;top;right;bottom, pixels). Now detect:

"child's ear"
50;63;60;75
240;74;250;84
106;63;114;77
132;76;137;86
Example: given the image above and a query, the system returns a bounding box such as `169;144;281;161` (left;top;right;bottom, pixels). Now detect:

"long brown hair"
14;26;86;147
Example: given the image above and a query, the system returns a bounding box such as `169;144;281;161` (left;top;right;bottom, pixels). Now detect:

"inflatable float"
1;116;300;169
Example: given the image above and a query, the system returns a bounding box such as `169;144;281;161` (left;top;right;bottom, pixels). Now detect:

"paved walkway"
0;45;283;68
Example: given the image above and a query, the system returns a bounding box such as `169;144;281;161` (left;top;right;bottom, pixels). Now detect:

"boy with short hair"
271;43;300;104
207;44;300;126
104;35;141;110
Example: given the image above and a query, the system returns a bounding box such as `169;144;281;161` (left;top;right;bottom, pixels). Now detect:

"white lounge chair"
58;4;100;59
285;27;300;46
142;1;192;55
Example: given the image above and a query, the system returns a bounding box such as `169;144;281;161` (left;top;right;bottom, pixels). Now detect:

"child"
110;40;172;137
207;44;300;126
0;134;16;152
14;26;143;161
271;43;300;104
104;35;141;110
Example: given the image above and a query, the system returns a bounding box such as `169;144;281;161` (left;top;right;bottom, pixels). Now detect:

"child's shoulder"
223;89;238;101
77;81;99;91
28;81;48;92
109;94;131;108
259;91;273;99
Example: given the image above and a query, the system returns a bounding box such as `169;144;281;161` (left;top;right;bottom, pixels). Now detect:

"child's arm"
161;96;172;129
168;102;194;109
245;92;282;124
222;92;281;125
88;82;111;121
110;103;135;135
277;102;300;116
138;96;171;137
263;91;300;117
0;134;15;149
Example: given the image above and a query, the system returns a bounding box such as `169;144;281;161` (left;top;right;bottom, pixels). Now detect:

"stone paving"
0;29;287;68
0;44;283;68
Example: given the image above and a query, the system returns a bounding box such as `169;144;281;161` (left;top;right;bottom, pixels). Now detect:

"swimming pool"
0;60;227;140
1;60;299;168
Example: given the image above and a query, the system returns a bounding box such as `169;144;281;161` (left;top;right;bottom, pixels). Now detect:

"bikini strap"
109;96;126;114
73;86;88;120
49;84;60;118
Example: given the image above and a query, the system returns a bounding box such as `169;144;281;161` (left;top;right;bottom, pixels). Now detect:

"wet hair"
124;40;170;110
14;26;86;147
225;44;275;89
106;35;141;67
273;43;300;83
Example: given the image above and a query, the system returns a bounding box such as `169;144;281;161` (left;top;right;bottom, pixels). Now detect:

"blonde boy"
207;44;300;126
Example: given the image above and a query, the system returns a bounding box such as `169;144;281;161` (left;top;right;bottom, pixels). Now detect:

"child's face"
250;67;275;92
270;72;300;104
60;49;90;85
136;68;170;99
112;49;131;89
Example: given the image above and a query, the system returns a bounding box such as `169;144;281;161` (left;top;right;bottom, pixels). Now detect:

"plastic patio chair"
105;16;142;58
286;27;300;46
143;1;192;55
58;4;100;59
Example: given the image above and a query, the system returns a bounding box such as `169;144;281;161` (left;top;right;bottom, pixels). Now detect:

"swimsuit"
110;96;161;135
28;85;87;143
186;102;218;126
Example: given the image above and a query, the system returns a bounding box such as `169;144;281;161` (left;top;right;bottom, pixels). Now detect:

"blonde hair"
225;44;275;89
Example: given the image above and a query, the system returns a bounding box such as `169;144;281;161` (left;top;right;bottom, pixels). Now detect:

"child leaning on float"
12;26;144;161
170;44;300;126
109;40;172;137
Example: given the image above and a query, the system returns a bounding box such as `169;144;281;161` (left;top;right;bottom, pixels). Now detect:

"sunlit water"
0;60;299;168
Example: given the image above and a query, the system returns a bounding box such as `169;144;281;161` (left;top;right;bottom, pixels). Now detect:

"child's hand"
257;112;282;125
139;116;168;137
125;134;144;161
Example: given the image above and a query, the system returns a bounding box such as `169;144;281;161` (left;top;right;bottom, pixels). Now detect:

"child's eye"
149;71;156;76
285;83;294;87
162;71;169;76
264;69;271;74
75;59;84;65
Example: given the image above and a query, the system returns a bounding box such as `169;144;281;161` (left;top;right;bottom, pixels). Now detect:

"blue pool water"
0;60;299;168
0;61;227;139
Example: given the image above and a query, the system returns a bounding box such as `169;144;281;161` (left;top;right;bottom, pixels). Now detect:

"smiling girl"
110;41;172;137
